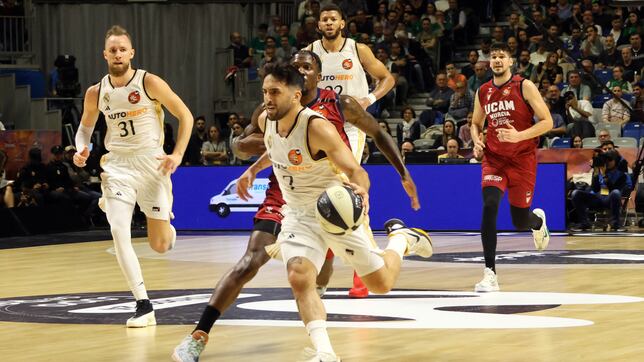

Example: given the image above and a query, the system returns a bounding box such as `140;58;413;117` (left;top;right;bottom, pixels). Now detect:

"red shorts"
481;152;537;208
253;181;285;224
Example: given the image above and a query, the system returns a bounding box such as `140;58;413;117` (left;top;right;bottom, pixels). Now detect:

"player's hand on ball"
236;168;256;201
156;153;182;175
344;181;369;215
401;174;420;210
496;124;521;143
73;146;89;167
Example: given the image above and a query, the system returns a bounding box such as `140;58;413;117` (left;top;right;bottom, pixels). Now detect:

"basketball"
315;185;365;235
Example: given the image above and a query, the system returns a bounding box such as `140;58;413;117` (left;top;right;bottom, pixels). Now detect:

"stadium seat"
622;93;633;103
413;138;435;150
613;137;638;148
597;122;622;139
582;137;601;149
593;69;612;85
622;122;643;140
592;94;612;108
550;138;572;148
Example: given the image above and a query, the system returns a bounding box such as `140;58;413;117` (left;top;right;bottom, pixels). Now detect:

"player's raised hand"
401;174;420;210
73;146;90;167
156;153;182;175
344;181;370;215
236;168;256;201
496;124;522;143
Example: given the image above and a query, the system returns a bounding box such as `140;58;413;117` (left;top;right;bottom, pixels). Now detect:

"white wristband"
366;93;377;105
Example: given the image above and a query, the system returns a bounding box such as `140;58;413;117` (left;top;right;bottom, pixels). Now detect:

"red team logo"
314;105;331;119
128;91;141;104
288;149;303;165
342;59;353;70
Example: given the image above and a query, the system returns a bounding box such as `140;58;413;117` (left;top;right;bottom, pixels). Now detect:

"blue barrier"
172;163;566;231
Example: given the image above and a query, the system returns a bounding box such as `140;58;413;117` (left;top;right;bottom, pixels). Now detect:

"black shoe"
133;299;153;317
569;223;591;232
126;299;156;327
611;224;626;232
384;218;406;235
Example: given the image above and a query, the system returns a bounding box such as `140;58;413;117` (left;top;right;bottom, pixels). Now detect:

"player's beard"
109;61;130;77
492;67;510;78
266;103;289;120
322;28;341;40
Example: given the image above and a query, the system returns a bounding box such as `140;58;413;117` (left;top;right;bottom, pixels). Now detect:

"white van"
209;178;269;217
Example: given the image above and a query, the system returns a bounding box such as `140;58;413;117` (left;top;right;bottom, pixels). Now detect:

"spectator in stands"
375;47;403;116
46;145;92;212
507;36;519;60
267;15;283;39
556;0;572;22
542;101;567;147
202;125;229;166
458;112;473;149
526;9;546;45
533;51;564;85
417;18;438;61
546;85;566;116
538;77;552;98
579;58;604;97
606;66;633;94
249;24;268;58
544;4;562;30
438;138;464;162
467;62;491;94
0;150;13;208
623;11;642;40
581;10;602;35
445;0;467;45
632;82;644;121
445;62;466;91
425;72;453;114
163;122;176;155
420;2;438;26
602;86;631;125
433;119;462;149
183;116;207;165
598;34;620;68
571;149;631;231
62;145;100;201
394;31;428;93
572;135;583;148
228;32;252;68
447;81;473;123
564;90;594;138
607;16;629;47
13;147;47;207
597;128;611;143
478;38;492;63
370;21;385;44
581;25;604;61
629;33;642;59
297;0;322;23
378;120;392;137
505;12;526;40
296;16;319;48
565;26;583;61
562;70;591;100
517;29;532;53
277;24;296;47
491;26;505;43
516;50;536;80
618;47;642;83
228;121;245;165
529;41;549;66
277;35;297;59
396;106;421;146
543;24;562;53
461;50;478;79
401;140;415;163
601;140;629;173
566;3;584;31
258;45;280;71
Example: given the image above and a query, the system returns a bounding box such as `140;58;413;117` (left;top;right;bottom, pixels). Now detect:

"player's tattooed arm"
340;95;420;210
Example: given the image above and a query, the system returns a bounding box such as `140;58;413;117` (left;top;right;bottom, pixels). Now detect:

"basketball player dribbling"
73;25;193;327
471;42;553;292
307;3;396;298
172;51;421;362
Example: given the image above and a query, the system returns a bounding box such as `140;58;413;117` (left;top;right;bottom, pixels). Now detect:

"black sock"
194;305;221;334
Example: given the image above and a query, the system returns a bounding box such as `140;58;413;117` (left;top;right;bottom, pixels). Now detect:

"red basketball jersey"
478;75;537;157
306;88;351;149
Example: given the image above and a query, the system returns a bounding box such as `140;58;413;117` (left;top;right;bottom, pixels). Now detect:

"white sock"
385;232;407;259
305;320;335;356
105;198;148;301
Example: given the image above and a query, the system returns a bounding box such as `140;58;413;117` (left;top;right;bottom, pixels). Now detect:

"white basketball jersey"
98;69;164;152
264;107;342;208
310;38;368;162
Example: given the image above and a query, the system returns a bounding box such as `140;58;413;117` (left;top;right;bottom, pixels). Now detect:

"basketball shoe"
172;330;208;362
384;218;433;258
301;347;341;362
126;299;156;328
475;267;500;292
532;208;550;251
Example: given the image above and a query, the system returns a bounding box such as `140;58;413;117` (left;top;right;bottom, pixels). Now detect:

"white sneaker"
168;224;177;251
474;268;500;292
384;218;433;258
532;208;550;251
126;299;157;328
316;285;327;297
301;347;341;362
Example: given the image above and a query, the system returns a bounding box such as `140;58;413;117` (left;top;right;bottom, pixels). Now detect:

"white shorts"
278;207;384;276
344;122;366;163
99;149;173;221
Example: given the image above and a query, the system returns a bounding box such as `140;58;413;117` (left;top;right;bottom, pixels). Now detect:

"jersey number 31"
118;120;136;137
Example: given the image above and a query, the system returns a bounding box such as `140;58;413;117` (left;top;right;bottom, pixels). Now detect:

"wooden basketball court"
1;231;643;361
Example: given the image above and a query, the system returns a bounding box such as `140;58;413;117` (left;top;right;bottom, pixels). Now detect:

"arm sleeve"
75;123;95;151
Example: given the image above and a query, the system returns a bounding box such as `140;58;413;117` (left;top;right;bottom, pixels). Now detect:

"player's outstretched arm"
470;89;486;159
145;73;194;174
309;117;370;213
340;95;420;210
233;103;267;159
73;84;101;168
357;43;395;109
496;80;554;143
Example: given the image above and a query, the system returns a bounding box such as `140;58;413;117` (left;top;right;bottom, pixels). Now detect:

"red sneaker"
348;271;369;298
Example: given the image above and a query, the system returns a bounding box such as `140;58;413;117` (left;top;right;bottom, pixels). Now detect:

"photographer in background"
570;149;632;231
